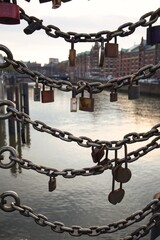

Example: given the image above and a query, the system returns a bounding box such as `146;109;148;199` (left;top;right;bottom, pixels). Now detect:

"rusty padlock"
41;84;54;103
79;88;94;112
52;0;61;9
128;77;140;100
105;37;118;58
48;176;56;192
69;39;76;67
147;25;160;45
114;143;132;184
0;1;20;25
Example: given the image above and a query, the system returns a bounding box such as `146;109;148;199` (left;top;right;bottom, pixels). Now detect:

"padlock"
128;80;140;100
91;145;105;163
41;84;54;103
105;37;118;58
110;89;118;102
33;78;41;102
147;25;160;45
98;38;105;67
0;1;20;25
113;144;132;184
70;88;77;112
52;0;61;9
24;20;42;35
69;40;76;67
48;176;56;192
108;152;125;205
79;89;94;112
39;0;51;2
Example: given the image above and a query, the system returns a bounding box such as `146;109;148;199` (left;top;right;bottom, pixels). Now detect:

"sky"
0;0;160;65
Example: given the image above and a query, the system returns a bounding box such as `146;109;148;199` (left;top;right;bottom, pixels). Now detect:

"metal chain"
0;191;160;238
0;145;112;177
19;7;160;43
0;100;160;150
0;133;160;177
0;44;160;94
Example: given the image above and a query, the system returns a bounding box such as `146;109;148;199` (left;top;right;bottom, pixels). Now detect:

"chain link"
0;191;160;238
0;101;159;150
0;134;159;178
19;7;160;43
0;44;160;94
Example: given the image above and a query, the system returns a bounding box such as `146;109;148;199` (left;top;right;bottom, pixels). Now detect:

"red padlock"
0;2;20;25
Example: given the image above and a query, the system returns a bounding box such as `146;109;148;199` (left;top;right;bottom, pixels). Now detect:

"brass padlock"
79;89;94;112
70;88;77;112
41;84;54;103
128;79;140;100
105;37;118;58
33;77;41;102
0;1;20;25
147;25;160;45
52;0;61;9
69;40;76;67
110;89;118;102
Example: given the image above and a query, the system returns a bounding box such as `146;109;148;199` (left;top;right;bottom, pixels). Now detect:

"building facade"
69;38;160;81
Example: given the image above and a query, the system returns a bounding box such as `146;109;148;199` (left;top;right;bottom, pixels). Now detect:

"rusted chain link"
0;191;160;238
19;7;160;43
0;44;160;94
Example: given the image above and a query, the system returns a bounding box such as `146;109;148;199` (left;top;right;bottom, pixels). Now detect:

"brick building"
69;38;160;81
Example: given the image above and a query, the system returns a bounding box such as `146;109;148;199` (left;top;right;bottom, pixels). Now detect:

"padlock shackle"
98;38;105;67
72;87;77;98
123;143;128;168
86;84;93;98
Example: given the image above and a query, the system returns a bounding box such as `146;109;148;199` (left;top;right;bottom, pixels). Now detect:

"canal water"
0;85;160;240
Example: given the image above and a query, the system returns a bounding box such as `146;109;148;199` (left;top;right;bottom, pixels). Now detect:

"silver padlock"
70;88;77;112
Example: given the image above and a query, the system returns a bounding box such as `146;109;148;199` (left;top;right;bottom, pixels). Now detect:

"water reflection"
0;86;160;240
